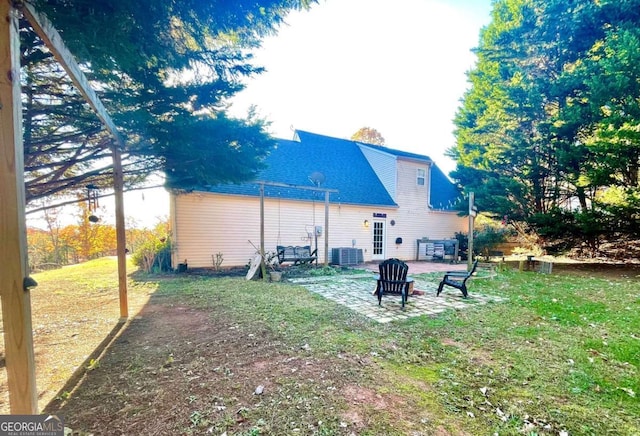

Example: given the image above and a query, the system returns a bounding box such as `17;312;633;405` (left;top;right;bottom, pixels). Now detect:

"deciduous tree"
351;127;386;145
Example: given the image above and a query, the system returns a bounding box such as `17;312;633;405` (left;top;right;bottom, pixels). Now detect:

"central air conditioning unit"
331;247;363;266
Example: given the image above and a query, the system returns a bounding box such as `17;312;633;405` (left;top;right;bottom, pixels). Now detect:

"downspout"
426;161;432;211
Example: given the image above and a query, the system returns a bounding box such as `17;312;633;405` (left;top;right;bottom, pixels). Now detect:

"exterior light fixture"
363;219;370;228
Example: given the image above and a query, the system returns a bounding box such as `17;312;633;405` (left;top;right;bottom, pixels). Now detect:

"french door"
372;220;385;260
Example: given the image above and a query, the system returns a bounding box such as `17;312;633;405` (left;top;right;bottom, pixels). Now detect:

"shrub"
456;223;512;258
132;236;172;273
474;224;510;256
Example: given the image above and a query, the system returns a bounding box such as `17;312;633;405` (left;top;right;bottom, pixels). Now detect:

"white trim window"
416;168;426;186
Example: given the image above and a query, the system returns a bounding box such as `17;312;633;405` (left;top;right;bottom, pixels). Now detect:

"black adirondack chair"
436;259;479;298
374;258;414;309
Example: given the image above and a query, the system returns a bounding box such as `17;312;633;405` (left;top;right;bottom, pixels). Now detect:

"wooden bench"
437;259;478;298
276;245;318;265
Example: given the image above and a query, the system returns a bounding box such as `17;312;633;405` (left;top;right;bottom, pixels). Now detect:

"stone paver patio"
289;267;504;323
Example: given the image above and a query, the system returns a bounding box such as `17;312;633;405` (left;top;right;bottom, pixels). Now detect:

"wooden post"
324;191;329;266
0;1;38;413
468;192;476;271
112;142;128;318
259;183;267;279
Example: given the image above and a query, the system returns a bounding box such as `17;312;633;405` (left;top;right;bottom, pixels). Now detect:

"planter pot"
269;271;283;282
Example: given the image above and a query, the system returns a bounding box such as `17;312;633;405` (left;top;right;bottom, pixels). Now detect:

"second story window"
417;168;426;186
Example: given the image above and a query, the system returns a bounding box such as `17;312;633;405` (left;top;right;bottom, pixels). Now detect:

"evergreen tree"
22;1;315;205
450;0;640;250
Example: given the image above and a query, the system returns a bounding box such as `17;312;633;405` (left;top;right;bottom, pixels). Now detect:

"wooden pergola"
257;181;338;277
0;1;129;413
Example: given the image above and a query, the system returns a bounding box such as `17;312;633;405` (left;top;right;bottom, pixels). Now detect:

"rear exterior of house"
169;131;467;268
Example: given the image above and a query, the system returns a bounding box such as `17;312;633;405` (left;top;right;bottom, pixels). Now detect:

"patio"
290;261;504;323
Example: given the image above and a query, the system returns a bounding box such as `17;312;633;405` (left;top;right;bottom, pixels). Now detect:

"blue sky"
230;0;494;174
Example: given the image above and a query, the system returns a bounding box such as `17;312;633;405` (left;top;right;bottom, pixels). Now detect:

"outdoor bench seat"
276;245;317;265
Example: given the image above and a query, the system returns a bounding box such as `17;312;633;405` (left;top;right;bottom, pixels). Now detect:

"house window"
416;168;426;186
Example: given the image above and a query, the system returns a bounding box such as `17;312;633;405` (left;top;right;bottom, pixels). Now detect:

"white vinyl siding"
171;155;467;268
171;191;393;267
358;145;397;200
388;159;466;260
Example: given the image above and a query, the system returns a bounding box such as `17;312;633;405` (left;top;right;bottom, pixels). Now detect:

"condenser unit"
331;247;363;266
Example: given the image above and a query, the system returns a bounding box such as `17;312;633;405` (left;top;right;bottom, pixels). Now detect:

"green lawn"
31;259;640;435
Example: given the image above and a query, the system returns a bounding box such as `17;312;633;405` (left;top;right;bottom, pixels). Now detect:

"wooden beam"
468;192;475;270
259;183;267;280
22;2;129;317
0;0;38;413
256;180;338;194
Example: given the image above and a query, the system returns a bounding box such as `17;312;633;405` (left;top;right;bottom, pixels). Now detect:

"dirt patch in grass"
40;295;389;434
340;384;402;430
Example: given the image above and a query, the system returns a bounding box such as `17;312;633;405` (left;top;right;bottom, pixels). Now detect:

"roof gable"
356;138;461;209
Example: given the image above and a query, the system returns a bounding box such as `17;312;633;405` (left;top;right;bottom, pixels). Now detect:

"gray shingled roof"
179;130;461;209
200;130;397;206
429;164;462;210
